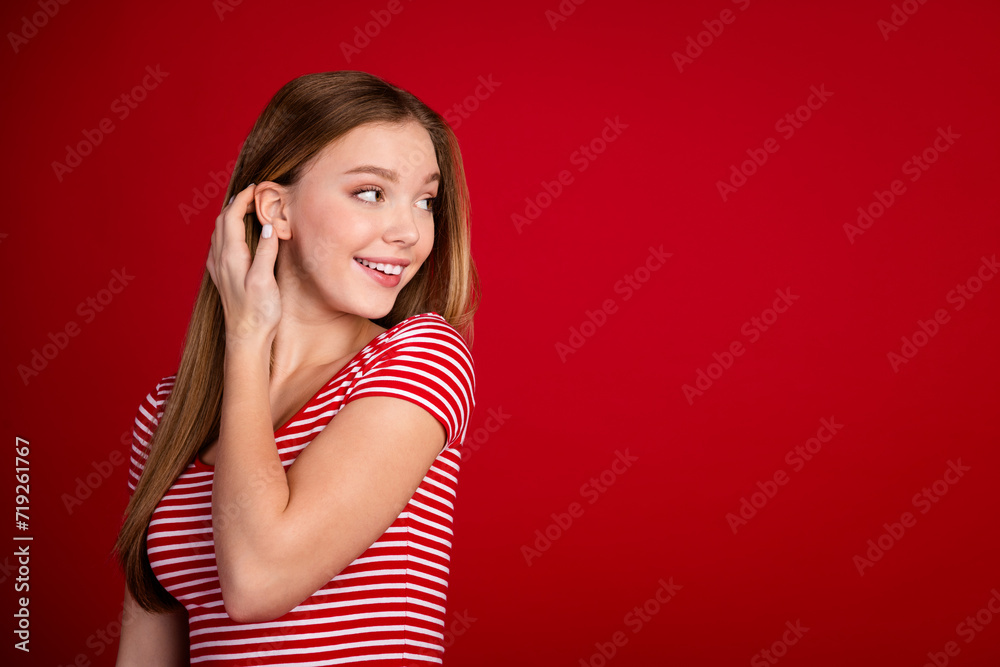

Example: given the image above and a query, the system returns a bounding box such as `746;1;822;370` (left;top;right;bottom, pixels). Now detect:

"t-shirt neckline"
192;313;435;469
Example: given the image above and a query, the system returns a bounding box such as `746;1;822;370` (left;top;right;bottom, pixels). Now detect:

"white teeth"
356;258;403;276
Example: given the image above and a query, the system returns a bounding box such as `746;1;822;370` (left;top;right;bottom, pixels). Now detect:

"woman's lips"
354;258;402;287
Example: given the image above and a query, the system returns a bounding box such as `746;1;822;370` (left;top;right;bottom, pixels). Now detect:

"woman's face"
268;120;440;320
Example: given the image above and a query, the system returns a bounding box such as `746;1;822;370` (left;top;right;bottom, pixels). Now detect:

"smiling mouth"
354;258;404;275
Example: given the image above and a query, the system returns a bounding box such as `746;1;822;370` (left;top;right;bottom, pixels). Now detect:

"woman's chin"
351;298;396;321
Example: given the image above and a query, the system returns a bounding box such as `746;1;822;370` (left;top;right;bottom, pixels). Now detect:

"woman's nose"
384;205;421;245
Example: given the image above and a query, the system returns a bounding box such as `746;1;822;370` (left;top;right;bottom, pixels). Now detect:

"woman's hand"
206;183;281;347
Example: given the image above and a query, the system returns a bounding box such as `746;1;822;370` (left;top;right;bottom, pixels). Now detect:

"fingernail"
249;182;256;188
228;195;235;205
262;224;273;239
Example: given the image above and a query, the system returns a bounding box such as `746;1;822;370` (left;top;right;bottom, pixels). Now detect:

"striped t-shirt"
126;312;476;665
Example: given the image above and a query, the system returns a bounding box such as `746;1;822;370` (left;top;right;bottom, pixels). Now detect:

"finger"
225;191;255;213
247;223;279;285
222;183;256;251
210;211;225;286
211;213;221;267
211;190;230;267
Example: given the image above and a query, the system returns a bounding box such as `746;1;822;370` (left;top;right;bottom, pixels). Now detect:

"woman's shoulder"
378;312;473;358
133;374;179;443
345;313;476;445
387;311;463;339
127;373;178;490
147;374;178;407
390;310;450;332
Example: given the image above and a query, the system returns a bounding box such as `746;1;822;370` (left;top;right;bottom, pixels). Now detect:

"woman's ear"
253;182;293;240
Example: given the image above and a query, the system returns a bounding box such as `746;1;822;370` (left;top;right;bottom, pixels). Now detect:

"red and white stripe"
126;313;475;665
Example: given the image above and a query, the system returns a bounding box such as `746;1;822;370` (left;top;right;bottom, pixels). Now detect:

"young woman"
113;70;480;666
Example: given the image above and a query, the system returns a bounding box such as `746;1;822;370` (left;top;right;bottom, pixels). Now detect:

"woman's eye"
354;186;383;204
354;186;434;211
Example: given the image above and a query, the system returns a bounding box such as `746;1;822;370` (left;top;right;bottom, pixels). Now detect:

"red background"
2;0;999;665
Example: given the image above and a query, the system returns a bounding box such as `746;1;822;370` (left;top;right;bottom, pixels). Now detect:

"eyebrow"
343;164;440;185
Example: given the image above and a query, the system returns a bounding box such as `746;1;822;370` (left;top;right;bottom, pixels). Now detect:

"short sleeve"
126;375;175;500
343;314;476;452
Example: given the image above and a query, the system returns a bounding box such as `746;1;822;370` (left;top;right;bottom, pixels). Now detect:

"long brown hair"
113;70;480;612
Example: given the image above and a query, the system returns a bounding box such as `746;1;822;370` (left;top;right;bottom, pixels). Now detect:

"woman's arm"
212;340;447;622
115;585;189;667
